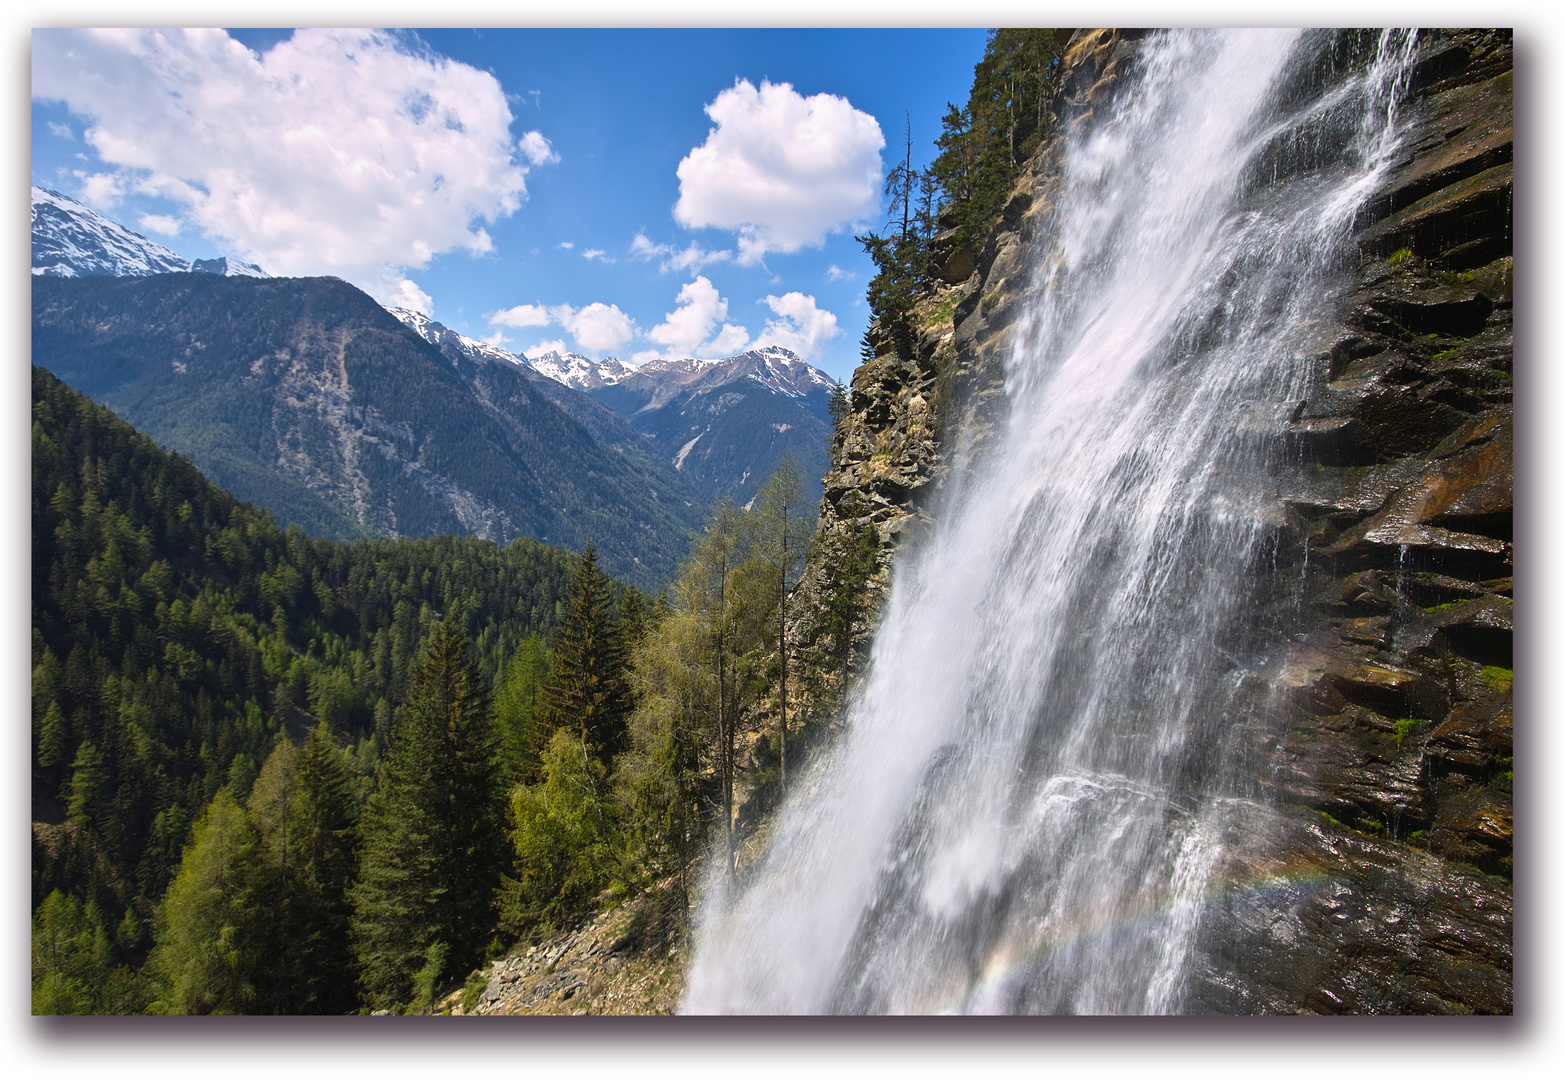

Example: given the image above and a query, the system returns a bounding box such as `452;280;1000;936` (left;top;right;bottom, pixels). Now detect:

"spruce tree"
536;543;632;764
350;621;506;1011
290;722;358;1013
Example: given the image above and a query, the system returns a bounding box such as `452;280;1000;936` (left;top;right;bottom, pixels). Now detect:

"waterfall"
683;28;1419;1015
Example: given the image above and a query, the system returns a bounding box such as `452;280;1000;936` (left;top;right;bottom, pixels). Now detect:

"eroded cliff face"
794;28;1512;1013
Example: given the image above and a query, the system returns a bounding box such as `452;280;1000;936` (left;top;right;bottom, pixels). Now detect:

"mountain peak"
31;185;269;279
385;306;525;369
524;350;636;390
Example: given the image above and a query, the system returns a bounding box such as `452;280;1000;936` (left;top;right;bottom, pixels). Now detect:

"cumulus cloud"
138;213;180;236
517;130;559;166
640;276;750;361
825;264;855;282
557;302;636;353
32;28;553;311
47;121;74;140
752;292;841;360
582;248;611;262
630;231;732;275
675;79;884;264
486;300;636;357
557;241;575;250
489;303;551;328
527;338;570;358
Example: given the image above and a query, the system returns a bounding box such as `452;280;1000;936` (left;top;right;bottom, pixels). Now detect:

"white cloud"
489;303;552;328
516;130;558;166
553;302;637;355
582;248;611;262
487;300;637;357
826;264;855;282
32;28;548;307
752;292;841;360
630;231;732;275
557;241;575;250
707;323;752;355
675;79;884;265
47;121;74;140
527;338;569;358
644;276;750;360
78;171;124;205
138;213;180;235
387;278;435;315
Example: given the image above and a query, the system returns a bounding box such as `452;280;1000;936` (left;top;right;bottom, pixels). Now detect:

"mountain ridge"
31;273;703;588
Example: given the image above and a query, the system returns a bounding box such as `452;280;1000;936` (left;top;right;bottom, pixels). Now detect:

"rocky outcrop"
794;28;1512;1013
436;887;687;1016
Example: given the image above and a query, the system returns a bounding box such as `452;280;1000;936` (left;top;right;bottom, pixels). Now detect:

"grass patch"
460;968;488;1014
1388;247;1415;270
1480;665;1513;691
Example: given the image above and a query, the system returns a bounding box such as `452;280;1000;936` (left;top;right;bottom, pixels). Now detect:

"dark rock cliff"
792;28;1513;1013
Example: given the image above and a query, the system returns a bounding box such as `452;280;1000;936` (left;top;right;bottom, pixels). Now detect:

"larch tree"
753;456;812;793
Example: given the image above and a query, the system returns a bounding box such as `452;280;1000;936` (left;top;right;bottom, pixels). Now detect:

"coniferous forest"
31;363;839;1013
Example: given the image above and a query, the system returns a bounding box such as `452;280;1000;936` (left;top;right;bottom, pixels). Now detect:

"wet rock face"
797;28;1511;1013
1203;28;1513;1012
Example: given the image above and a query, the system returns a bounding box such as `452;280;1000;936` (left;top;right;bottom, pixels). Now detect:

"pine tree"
350;621;506;1011
536;543;632;764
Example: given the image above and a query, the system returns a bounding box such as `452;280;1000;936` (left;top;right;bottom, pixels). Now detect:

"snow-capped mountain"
525;350;637;390
191;256;268;278
31;186;266;278
584;345;836;507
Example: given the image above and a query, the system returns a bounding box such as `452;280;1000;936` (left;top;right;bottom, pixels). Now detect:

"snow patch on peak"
31;186;270;280
385;306;526;369
525;350;636;390
32;185;191;278
192;256;269;278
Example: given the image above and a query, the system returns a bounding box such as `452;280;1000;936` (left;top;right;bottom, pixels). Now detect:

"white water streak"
684;29;1417;1015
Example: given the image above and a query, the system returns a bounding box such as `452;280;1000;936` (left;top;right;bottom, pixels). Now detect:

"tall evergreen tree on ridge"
350;620;506;1011
536;543;633;765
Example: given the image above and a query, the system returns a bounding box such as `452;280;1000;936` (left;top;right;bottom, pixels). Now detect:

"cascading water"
683;28;1419;1015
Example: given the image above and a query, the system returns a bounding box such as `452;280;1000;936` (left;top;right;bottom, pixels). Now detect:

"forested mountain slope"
31;366;590;1010
32;273;703;588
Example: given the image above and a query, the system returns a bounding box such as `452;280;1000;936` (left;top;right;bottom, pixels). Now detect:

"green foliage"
536;544;634;765
501;730;623;937
410;941;449;1014
929;29;1071;250
31;365;578;1010
350;621;507;1011
815;524;883;674
460;968;489;1014
1481;665;1513;690
32;889;148;1014
1393;718;1419;748
1388;247;1415;269
146;788;259;1014
494;633;554;784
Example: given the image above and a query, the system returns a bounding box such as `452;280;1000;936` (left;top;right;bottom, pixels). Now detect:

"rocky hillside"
590;346;834;508
789;28;1512;1013
31;273;704;587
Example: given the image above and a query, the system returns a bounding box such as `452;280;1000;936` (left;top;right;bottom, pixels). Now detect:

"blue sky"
31;27;987;381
